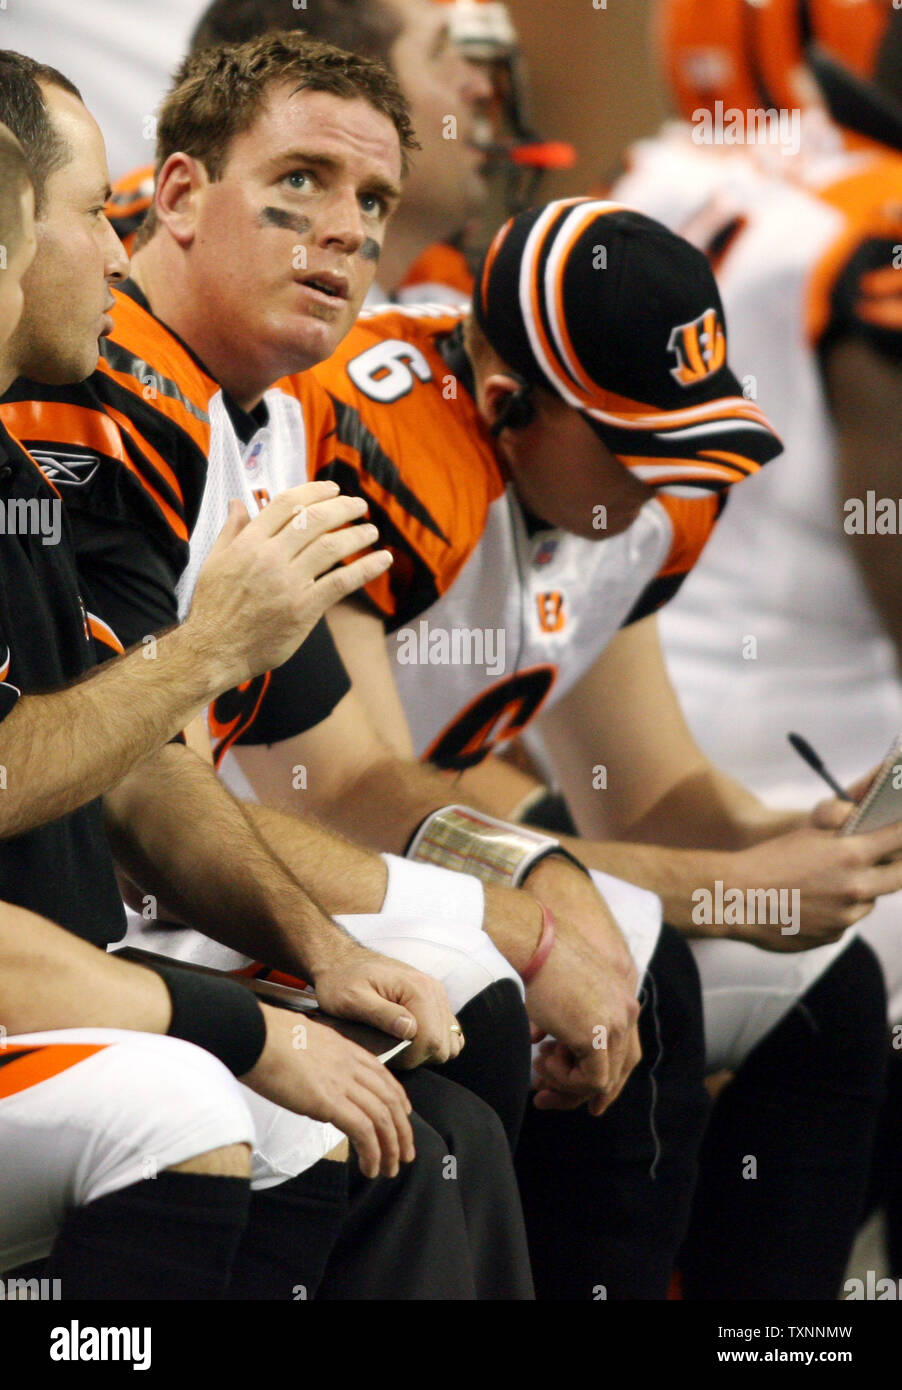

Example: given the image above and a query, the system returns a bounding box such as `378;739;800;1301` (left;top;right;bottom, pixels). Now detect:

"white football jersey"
311;303;762;771
391;489;673;765
311;301;855;1061
176;389;310;621
614;119;902;1017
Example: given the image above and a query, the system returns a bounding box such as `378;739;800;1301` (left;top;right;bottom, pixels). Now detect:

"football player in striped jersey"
0;45;536;1301
107;0;492;307
300;199;895;1296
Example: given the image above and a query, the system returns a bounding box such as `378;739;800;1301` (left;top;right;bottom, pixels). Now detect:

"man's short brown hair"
154;29;416;185
0;121;34;257
137;30;416;247
0;51;81;218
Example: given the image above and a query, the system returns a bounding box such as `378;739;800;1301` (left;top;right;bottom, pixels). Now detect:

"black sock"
46;1171;251;1300
226;1159;348;1300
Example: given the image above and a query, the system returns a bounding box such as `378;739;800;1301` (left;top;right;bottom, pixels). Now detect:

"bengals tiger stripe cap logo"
473;197;783;497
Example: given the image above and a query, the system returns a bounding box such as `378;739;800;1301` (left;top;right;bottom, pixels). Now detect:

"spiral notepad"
840;735;902;836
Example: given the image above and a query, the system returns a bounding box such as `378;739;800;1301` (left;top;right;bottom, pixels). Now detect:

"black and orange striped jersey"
2;281;351;765
313;306;507;630
310;304;765;768
313;304;738;629
0;419;126;945
2;281;211;651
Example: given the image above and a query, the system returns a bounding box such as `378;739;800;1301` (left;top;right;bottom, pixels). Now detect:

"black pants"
308;978;532;1298
681;937;888;1300
316;1069;534;1299
55;976;532;1301
434;977;533;1150
229;975;534;1299
866;1041;902;1274
231;977;534;1302
47;1067;533;1301
515;925;710;1299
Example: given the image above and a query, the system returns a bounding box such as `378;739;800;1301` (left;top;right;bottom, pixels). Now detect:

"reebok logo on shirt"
31;450;100;487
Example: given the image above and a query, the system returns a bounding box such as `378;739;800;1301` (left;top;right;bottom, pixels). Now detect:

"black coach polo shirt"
0;419;126;946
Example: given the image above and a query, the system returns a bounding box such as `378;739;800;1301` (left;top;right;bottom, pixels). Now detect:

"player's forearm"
547;837;733;931
454;760;548;820
103;747;356;978
0;902;172;1036
0;623;232;839
591;767;804;851
480;882;546;973
248;793;591;988
304;751;457;855
242;802;389;916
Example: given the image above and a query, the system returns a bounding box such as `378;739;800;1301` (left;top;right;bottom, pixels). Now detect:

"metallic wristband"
407;803;587;888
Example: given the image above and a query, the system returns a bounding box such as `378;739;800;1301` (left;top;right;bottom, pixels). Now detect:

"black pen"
787;732;853;802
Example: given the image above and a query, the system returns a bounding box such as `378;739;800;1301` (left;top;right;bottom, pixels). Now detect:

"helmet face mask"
657;0;894;119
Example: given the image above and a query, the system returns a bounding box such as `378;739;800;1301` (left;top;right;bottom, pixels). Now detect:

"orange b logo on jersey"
667;308;727;387
537;592;566;634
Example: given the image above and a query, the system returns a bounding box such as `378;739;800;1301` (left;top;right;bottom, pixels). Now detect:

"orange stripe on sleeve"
0;398;121;460
0;409;64;497
1;398;188;543
806;159;902;344
656;494;720;577
0;1043;107;1100
104;403;185;506
97;361;211;460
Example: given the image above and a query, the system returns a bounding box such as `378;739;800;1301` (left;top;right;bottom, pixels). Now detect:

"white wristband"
379;852;485;931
